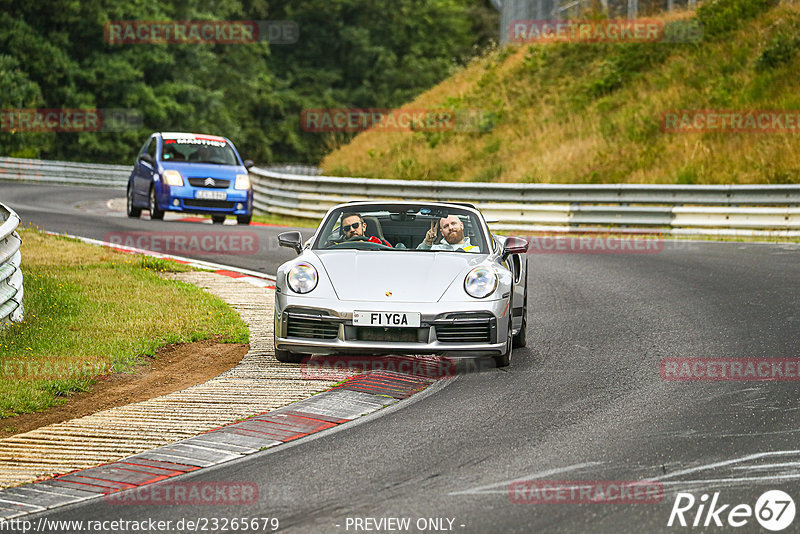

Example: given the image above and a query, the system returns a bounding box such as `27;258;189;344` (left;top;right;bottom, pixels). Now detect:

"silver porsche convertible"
273;201;528;367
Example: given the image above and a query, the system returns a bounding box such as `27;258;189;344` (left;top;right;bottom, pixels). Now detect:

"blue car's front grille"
183;199;236;210
188;177;231;189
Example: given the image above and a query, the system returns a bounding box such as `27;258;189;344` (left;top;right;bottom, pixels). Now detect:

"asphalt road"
5;183;800;533
2;183;308;275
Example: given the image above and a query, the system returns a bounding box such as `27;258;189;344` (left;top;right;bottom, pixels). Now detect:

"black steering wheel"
324;235;370;248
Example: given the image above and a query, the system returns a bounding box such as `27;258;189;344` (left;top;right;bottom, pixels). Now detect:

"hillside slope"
321;0;800;184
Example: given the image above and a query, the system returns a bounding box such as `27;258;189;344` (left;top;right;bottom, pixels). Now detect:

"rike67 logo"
668;490;796;531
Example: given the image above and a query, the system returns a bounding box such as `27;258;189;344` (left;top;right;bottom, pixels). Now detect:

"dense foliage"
0;0;497;164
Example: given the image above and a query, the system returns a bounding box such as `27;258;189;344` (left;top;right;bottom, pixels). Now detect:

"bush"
755;32;800;70
697;0;777;38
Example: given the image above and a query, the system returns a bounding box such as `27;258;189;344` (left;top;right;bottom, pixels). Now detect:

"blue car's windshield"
161;137;238;165
313;205;487;253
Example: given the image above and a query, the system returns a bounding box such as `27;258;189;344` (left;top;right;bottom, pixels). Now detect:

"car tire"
212;215;226;224
512;286;528;348
127;186;141;218
149;186;164;220
275;348;304;363
494;319;513;368
237;215;251;225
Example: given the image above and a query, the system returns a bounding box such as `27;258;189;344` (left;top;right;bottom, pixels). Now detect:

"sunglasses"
342;221;362;232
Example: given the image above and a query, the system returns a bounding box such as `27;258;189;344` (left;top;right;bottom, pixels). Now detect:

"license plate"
353;311;421;328
196;190;227;200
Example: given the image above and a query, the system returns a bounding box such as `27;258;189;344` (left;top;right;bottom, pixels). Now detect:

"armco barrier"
2;157;799;235
0;203;23;324
0;157;128;189
249;167;800;236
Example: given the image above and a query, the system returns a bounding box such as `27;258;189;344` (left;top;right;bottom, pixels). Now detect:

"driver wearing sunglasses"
340;213;392;246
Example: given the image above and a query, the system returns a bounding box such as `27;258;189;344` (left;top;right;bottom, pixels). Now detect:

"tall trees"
0;0;497;163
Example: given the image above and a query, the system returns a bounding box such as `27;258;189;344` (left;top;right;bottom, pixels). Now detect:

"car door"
133;135;157;200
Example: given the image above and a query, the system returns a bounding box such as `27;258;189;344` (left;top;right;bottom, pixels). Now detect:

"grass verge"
250;212;320;228
0;228;249;419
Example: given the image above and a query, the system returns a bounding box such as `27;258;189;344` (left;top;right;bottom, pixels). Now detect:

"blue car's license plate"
196;190;227;200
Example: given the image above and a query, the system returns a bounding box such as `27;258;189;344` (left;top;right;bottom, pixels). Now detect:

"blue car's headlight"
162;170;184;186
235;174;251;190
287;262;318;294
464;267;497;299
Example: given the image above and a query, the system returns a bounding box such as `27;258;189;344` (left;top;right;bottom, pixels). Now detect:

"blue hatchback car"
127;132;254;224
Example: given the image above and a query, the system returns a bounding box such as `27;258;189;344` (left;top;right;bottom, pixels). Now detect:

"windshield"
313;204;488;253
160;137;239;165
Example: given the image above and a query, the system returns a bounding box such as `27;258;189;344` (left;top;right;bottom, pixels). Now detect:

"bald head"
439;215;465;244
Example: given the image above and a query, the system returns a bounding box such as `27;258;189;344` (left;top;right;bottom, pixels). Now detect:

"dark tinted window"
161;138;237;165
146;137;156;160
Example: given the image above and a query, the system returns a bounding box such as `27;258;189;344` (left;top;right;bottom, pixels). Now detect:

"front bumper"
160;185;252;215
274;294;511;356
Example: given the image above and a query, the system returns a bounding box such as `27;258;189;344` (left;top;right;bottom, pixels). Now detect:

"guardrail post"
0;203;23;326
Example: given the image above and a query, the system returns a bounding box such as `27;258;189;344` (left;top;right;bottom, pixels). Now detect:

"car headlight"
235;173;251;190
464;267;497;299
162;170;184;186
287;262;318;294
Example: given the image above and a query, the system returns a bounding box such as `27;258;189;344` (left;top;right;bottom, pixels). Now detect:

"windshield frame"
311;202;491;254
159;137;240;166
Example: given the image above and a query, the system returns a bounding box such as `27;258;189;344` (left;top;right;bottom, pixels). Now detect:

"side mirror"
278;231;303;254
140;153;155;166
502;236;528;261
243;159;254;170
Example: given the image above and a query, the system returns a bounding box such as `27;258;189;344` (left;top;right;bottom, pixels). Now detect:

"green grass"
250;213;320;228
137;256;192;273
0;228;249;418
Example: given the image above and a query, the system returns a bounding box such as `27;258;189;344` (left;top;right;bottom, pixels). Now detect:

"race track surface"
5;183;800;533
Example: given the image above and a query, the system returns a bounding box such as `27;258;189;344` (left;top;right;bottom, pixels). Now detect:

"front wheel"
275;348;304;363
212;215;226;224
127;186;141;218
237;214;251;225
149;186;164;220
512;286;528;348
494;320;513;368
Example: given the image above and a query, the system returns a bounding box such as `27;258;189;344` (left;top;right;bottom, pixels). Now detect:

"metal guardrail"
0;204;23;324
0;158;322;189
1;157;798;236
0;157;128;189
250;167;800;236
